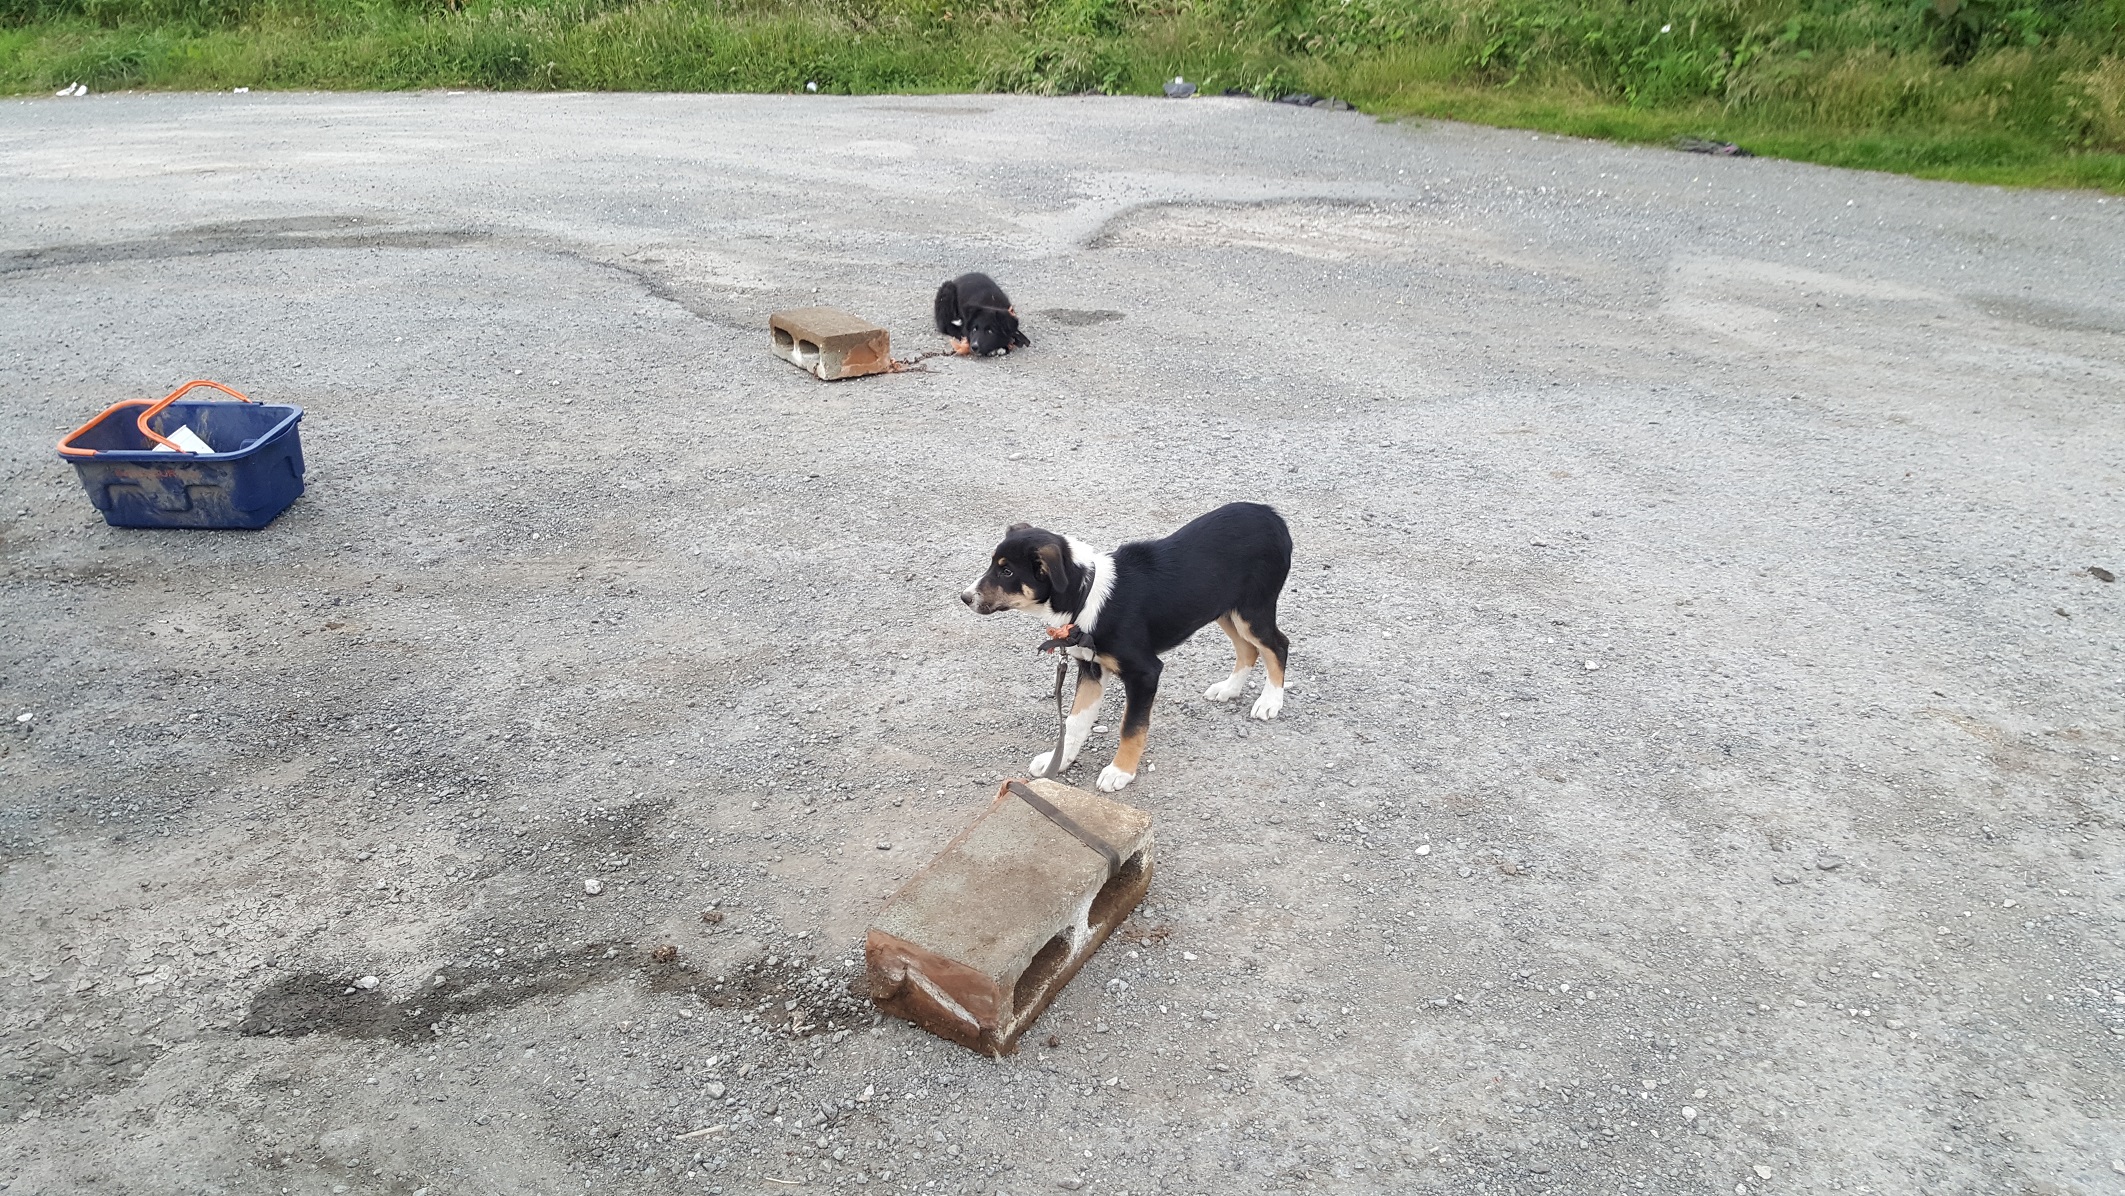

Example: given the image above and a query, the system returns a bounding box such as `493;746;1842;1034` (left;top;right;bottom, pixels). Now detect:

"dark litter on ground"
1207;87;1352;110
1677;136;1754;157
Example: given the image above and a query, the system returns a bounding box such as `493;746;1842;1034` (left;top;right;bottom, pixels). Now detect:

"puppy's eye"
998;565;1013;578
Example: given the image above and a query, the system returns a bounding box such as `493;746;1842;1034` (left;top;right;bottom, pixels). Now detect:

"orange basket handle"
134;380;251;452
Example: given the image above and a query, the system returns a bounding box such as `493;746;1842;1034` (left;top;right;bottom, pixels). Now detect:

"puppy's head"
964;307;1022;357
961;523;1076;615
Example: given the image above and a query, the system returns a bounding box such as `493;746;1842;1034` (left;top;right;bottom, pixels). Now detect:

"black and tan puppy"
934;272;1030;357
960;502;1293;792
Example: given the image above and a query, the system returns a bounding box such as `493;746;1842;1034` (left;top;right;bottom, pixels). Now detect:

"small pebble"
876;841;892;851
701;909;725;925
1057;1178;1084;1191
1583;660;1601;671
1816;855;1845;871
1680;1106;1697;1121
1773;873;1800;885
704;1081;727;1098
1415;844;1431;856
583;878;604;896
1753;1165;1773;1179
651;944;678;963
1458;866;1473;878
354;975;380;991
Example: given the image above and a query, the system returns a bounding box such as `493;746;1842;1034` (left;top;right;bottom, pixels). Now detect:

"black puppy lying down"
960;502;1293;792
934;272;1030;357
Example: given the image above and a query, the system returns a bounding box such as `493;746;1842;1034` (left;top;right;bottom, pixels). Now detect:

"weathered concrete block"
768;307;891;380
866;779;1155;1056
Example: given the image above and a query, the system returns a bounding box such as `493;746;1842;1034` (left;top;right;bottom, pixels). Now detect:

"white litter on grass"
234;87;250;93
55;83;89;97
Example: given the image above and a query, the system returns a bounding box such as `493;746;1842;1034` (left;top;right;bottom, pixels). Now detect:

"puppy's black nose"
959;590;975;607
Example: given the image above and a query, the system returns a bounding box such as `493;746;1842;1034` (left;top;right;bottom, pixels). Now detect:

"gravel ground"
2;91;2123;1196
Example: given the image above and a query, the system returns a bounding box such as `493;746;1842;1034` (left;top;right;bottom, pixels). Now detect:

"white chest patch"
1049;537;1130;641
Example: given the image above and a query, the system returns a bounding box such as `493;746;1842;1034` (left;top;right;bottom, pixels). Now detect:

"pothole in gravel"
1035;308;1126;326
239;945;870;1043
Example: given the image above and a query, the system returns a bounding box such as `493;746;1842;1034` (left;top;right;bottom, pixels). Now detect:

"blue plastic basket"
58;381;306;530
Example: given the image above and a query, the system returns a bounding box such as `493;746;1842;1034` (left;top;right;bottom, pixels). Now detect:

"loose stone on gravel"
582;879;603;895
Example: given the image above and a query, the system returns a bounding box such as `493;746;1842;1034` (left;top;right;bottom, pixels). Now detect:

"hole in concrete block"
1088;851;1146;929
795;339;821;368
1014;933;1071;1015
772;327;795;350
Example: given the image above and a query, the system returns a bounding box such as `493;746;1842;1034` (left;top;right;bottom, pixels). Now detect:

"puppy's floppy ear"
1034;540;1066;582
1007;521;1032;534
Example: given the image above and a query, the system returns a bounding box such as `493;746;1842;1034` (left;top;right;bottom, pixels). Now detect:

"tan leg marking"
1233;614;1285;687
1072;670;1104;715
1109;724;1149;775
1217;613;1260;673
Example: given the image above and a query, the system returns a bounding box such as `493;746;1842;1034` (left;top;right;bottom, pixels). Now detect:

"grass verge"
3;0;2123;193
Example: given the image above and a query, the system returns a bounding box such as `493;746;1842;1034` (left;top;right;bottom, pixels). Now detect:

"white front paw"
1250;687;1285;720
1096;765;1136;792
1204;676;1247;702
1032;749;1079;776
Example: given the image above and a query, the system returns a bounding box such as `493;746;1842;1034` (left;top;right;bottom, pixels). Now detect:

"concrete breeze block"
865;779;1155;1056
768;307;892;380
